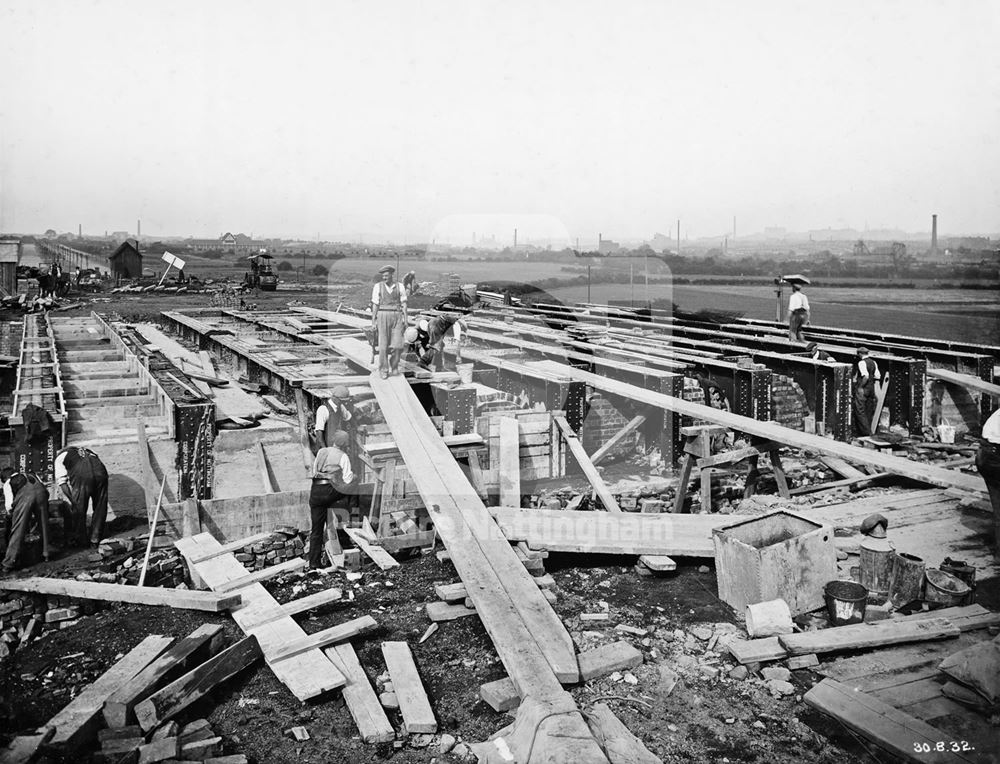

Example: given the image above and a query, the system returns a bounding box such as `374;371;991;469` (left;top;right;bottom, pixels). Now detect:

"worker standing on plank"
2;470;51;573
307;430;355;569
54;446;109;548
852;347;881;437
370;265;407;379
313;386;354;451
976;407;1000;558
786;280;810;342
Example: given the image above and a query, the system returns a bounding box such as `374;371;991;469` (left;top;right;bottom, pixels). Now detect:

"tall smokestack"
513;228;517;249
931;214;938;252
78;223;81;238
677;220;681;255
137;219;141;238
733;216;736;240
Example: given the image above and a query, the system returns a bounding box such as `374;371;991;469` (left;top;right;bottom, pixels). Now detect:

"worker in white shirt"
313;386;353;452
852;347;881;437
976;407;1000;556
370;265;408;379
786;282;810;342
54;446;109;547
307;430;355;569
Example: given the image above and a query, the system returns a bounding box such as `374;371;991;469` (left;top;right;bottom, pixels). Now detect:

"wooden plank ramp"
175;533;347;701
528;360;987;495
381;642;437;734
367;373;611;763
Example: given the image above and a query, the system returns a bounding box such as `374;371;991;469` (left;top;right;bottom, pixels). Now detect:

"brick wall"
580;394;638;459
925;380;981;436
771;374;809;431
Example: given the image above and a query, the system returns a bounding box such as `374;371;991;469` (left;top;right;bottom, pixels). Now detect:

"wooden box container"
712;510;836;616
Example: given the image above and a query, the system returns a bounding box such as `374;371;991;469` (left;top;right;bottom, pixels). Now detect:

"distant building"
108;239;142;281
649;233;673;253
0;238;21;295
187;231;265;254
946;236;992;250
598;237;621;254
763;227;787;239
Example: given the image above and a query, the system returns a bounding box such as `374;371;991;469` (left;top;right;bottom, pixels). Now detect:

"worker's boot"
389;349;401;376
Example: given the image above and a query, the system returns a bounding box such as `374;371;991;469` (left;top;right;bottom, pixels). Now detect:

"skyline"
1;1;998;241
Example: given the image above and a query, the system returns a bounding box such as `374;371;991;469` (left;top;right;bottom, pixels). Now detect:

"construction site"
0;236;996;764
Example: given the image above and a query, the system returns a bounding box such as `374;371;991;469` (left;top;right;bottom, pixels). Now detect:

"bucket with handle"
924;568;970;607
456;363;475;385
937;419;956;444
824;580;868;626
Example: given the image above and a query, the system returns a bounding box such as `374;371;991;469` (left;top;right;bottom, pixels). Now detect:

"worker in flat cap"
313;386;356;452
806;342;833;361
370;264;408;378
852;346;882;437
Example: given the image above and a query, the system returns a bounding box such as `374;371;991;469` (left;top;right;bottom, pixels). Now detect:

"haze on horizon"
0;0;998;244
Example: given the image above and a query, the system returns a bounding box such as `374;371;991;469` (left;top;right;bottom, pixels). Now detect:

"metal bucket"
824;580;868;626
924;568;971;607
456;363;474;384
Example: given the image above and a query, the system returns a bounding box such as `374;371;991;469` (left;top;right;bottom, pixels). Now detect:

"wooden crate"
712;510;836;616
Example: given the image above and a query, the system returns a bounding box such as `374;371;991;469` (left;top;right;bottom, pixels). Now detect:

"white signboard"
161;252;187;270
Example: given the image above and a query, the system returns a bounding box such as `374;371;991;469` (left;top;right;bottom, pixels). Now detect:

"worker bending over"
55;446;109;547
1;469;50;573
852;347;881;437
405;314;467;372
370;265;408;379
806;342;833;361
307;430;355;569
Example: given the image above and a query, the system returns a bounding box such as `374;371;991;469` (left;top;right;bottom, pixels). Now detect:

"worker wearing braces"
370;265;408;379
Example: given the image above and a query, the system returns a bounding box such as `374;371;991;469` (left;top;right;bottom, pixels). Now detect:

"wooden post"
138;477;168;587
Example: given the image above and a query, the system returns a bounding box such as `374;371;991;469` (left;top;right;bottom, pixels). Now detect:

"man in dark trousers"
55;446;109;547
307;430;355;569
407;314;466;372
2;470;50;573
976;408;1000;558
852;347;881;437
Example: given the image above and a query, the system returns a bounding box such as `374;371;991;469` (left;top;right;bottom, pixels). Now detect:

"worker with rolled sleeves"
54;446;109;547
406;314;467;372
370;265;408;379
852;347;881;437
307;430;355;569
1;469;51;573
976;407;1000;558
313;385;355;452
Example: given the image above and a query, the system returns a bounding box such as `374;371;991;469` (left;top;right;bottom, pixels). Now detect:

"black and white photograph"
0;2;998;762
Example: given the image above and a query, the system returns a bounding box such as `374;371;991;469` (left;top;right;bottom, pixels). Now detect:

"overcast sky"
0;0;997;243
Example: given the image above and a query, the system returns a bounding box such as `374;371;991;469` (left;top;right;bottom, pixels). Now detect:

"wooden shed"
108;239;143;281
0;238;21;296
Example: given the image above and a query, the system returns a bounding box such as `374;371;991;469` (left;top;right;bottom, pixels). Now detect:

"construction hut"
0;238;20;296
108;239;142;282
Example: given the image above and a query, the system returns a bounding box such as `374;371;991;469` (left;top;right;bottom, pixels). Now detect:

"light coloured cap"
377;264;395;274
331;385;350;399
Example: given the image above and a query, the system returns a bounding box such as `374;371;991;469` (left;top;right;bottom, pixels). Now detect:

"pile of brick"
771;374;810;430
233;527;306;571
90;538;187;588
0;591;99;662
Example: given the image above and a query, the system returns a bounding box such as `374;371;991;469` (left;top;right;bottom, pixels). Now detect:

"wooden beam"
530;360;987;495
381;642;437;734
241;588;343;629
269;616;378;663
214;558;306;593
589;414;647;466
255;442;276;493
499;417;521;507
0;578;241;613
426;601;478;622
134;636;263;732
324;644;395;744
293;388;315;471
103;625;225;729
553;415;621;512
804;679;977;764
777;617;959;656
186;532;275;565
43;635;173;753
927;367;1000;398
343;526;399;571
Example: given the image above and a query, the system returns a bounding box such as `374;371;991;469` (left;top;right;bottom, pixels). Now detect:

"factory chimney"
137;219;141;238
513;228;517;250
931;214;938;253
78;223;81;238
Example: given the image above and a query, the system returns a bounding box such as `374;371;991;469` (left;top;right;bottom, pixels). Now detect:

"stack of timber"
175;532;394;743
369;373;622;762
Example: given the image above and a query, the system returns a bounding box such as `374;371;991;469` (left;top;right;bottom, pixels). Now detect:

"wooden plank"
0;730;53;764
103;624;225;729
214;558;306;592
381;642;437;734
804;679;979;764
927;367;1000;398
43;635;174;753
0;578;241;612
530;360;987;495
778;618;960;656
175;534;347;702
241;587;343;629
637;555;677;571
578;641;644;682
324;644;395;743
499;417;521;507
490;507;728;557
553;415;622;513
256;442;276;493
820;456;867;481
269;616;378;663
134;636;263;732
589;414;647;466
187;532;275;565
371;375;578;691
480;677;521;712
343;526;399;571
434;582;468;603
426;601;478;622
293;388;316;471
